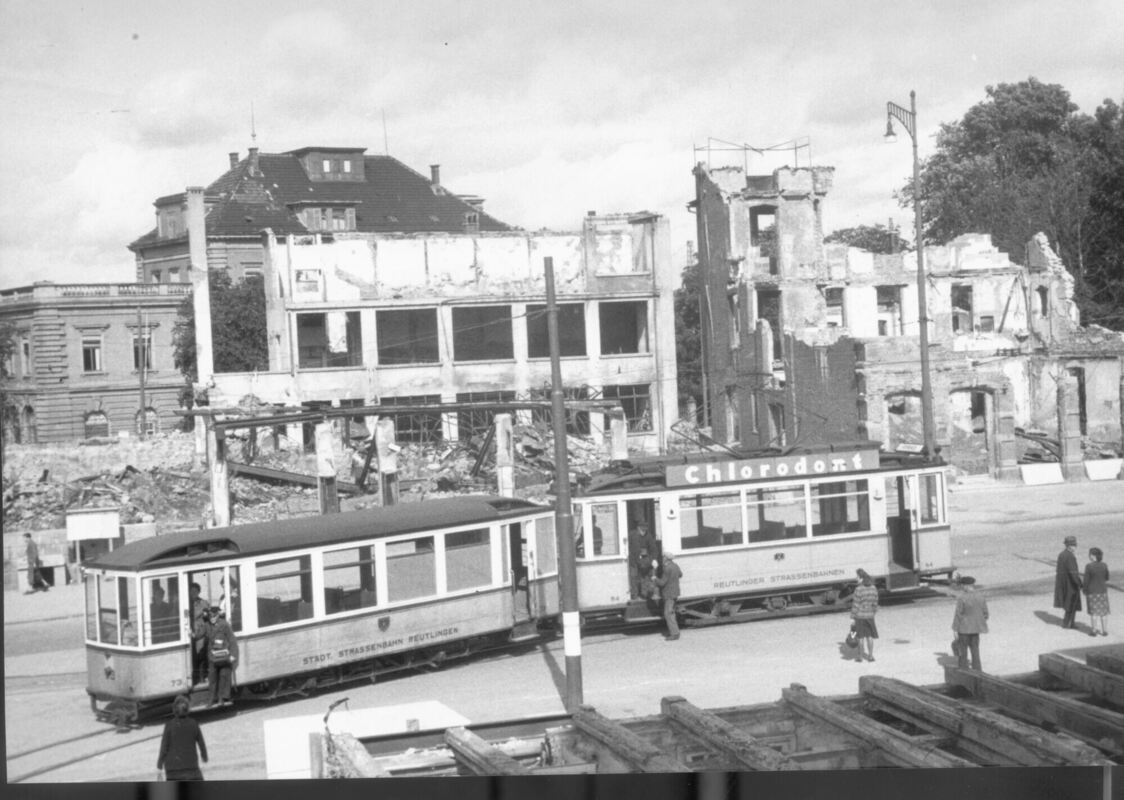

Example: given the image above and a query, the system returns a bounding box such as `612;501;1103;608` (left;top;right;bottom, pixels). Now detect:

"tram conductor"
628;520;658;598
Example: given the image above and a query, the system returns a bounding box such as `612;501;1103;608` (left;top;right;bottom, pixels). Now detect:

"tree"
173;270;269;392
907;78;1124;329
825;224;910;254
674;260;704;419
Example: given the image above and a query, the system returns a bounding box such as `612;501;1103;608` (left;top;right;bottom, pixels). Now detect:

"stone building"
0;282;189;443
692;162;1124;478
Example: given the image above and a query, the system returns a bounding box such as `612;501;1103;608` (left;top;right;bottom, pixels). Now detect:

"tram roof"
87;496;545;572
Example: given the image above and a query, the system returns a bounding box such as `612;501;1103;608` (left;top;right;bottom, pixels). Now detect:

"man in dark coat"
627;521;657;599
206;607;239;707
653;553;682;641
1054;535;1083;629
23;533;48;593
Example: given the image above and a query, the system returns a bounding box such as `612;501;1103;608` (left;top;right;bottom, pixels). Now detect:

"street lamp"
885;90;937;460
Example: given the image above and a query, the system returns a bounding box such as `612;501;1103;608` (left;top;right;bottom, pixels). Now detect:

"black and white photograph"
2;1;1122;795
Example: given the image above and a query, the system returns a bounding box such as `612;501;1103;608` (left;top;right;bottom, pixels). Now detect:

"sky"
0;0;1121;288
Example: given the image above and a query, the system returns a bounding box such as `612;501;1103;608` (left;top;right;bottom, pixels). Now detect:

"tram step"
624;599;661;622
886;565;919;590
509;621;540;642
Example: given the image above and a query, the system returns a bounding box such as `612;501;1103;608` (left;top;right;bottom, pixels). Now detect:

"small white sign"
66;507;121;541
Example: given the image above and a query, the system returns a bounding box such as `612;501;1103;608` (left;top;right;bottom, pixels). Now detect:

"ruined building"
130;147;679;452
692;162;1124;478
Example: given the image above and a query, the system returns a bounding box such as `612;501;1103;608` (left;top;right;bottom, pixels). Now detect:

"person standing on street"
206;606;238;707
952;575;989;670
23;533;48;593
1084;547;1110;637
850;569;879;662
157;695;208;781
1054;535;1083;629
652;552;682;640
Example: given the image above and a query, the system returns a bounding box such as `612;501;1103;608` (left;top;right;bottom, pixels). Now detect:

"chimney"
587;210;597;217
229;152;239;169
249;147;260;176
430;164;441;186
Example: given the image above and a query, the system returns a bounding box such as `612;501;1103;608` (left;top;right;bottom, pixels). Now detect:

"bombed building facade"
692;162;1124;478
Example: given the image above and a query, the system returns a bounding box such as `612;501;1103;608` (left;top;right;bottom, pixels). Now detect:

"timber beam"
859;675;1113;766
779;684;973;768
661;696;800;771
572;705;689;772
444;727;533;776
944;665;1124;757
1085;650;1124;678
1039;653;1124;708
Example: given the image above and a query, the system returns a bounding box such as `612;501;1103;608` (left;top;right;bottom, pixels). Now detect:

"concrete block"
1019;463;1064;485
1084;459;1122;481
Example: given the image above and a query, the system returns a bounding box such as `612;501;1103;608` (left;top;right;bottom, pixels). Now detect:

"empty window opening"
82;336;103;372
815;347;830;381
756;290;782;361
725;386;740;443
19;334;31;377
456;390;516;441
876;286;902;337
603;384;652;432
529;385;590;435
1036;286;1049;316
767;403;786;447
977;315;995;333
377;309;439;365
381;395;443;444
750;207;778;275
464;212;479;233
727;290;740;348
452;306;513;362
824;287;845;328
1069;367;1088;436
296;312;362;369
133;332;153;371
84;411;110;439
20;405;37;443
527;304;586;358
970;392;987;434
951;285;973;333
599;301;648;355
135;407;159;436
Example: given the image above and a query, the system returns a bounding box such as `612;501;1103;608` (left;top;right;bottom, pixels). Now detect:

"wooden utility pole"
545;256;582;710
136;305;147;439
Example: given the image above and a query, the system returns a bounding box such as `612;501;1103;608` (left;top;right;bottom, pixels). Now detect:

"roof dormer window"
464;212;480;233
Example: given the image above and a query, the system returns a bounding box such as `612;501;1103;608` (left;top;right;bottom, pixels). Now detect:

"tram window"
323;546;378;614
145;576;181;644
255;555;313;627
119;577;139;646
591;504;619;556
446;529;492;592
220;568;242;632
746;488;807;543
97;575;120;644
811;480;870;536
919;474;942;524
535;517;558;575
680;492;742;549
386;537;437;603
85;574;99;641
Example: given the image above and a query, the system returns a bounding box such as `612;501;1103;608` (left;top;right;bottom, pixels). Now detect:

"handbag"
844;624;858;649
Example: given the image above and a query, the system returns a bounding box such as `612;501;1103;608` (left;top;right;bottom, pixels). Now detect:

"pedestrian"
189;583;209;685
952;575;989;670
850;569;879;662
1084;547;1110;637
206;606;238;707
627;520;657;599
652;552;683;641
157;694;208;781
23;533;48;593
1054;535;1083;629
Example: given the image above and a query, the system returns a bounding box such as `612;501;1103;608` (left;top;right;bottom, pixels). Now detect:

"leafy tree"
173;270;269;389
674;260;704;418
825;224;910;254
906;77;1124;328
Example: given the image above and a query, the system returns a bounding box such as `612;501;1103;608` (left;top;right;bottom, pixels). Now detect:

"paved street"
5;478;1123;781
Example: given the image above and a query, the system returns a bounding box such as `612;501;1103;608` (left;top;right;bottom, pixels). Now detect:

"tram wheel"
764;596;788;611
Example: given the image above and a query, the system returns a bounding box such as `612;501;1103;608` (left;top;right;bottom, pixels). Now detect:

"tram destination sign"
667;448;880;488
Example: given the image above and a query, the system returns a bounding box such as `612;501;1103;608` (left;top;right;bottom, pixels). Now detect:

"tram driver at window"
150;584;178;644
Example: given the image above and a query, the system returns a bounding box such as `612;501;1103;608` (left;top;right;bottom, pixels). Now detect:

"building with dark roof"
128;147;510;283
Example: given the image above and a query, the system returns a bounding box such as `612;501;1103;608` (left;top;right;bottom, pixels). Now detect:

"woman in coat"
1084;547;1110;637
157;695;207;780
850;569;880;662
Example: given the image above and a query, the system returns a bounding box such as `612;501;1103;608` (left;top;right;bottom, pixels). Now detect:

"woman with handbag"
157;695;207;781
850;569;880;662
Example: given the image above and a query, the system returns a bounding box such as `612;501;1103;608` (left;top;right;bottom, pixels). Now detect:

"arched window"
2;405;20;444
135;407;159;436
21;405;37;443
1036;286;1049;316
84;411;110;439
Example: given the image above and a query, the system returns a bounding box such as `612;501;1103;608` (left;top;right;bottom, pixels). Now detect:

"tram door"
625;499;661;600
506;522;532;624
884;477;917;587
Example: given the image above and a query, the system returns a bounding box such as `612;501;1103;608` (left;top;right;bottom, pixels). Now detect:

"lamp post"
885;90;936;460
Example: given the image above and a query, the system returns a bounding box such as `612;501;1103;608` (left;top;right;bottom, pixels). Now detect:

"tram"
83;496;559;724
570;442;954;625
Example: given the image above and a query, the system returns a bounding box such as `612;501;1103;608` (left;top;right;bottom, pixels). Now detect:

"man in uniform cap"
653;552;683;641
1054;535;1083;629
627;520;657;599
952;576;988;670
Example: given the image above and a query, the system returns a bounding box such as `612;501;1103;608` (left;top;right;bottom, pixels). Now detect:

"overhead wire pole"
136;305;147;439
544;256;582;711
886;90;937;460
